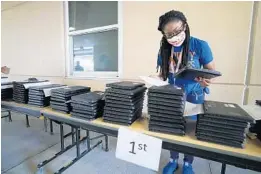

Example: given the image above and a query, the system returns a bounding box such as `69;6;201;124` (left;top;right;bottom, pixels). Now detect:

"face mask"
167;31;186;47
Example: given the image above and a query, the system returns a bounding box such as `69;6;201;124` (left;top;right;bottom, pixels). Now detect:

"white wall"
1;1;65;83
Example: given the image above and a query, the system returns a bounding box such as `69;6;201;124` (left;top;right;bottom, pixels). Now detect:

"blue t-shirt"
157;36;213;104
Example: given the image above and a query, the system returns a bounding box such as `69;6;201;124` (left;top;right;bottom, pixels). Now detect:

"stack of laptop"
256;121;261;141
28;84;65;107
50;86;90;114
71;91;105;120
147;85;186;136
13;79;49;103
103;81;146;125
250;102;261;141
251;120;261;141
256;101;261;141
1;80;13;101
196;101;255;148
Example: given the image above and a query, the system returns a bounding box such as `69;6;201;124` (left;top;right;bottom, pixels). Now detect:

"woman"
157;10;215;174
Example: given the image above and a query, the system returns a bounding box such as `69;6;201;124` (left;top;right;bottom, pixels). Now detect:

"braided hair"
158;10;191;81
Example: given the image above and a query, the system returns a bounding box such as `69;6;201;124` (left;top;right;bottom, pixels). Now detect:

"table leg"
71;127;75;144
50;119;53;135
60;124;64;151
44;117;47;132
221;163;226;174
26;114;30;127
78;128;81;140
105;135;109;152
54;140;102;174
86;130;90;151
8;111;12;122
76;127;80;157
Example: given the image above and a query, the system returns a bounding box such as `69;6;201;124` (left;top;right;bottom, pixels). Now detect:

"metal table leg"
71;127;75;144
50;119;53;135
105;135;109;152
44;116;47;132
76;127;80;157
54;140;102;174
78;128;81;140
37;127;88;171
8;110;12;122
38;128;107;174
221;163;226;174
26;114;30;127
60;124;64;151
86;130;90;151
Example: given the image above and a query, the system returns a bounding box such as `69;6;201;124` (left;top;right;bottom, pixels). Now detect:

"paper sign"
43;86;67;97
139;76;168;87
184;102;204;117
23;82;52;89
116;127;162;171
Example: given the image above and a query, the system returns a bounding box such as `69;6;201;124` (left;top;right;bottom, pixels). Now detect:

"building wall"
1;1;260;104
1;1;65;79
246;2;261;104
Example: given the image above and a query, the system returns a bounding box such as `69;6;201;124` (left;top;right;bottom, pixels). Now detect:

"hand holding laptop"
195;77;212;87
174;67;221;81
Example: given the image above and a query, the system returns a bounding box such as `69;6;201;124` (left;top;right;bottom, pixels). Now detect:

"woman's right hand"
195;77;212;87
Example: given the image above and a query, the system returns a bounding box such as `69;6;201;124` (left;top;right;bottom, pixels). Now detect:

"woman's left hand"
195;77;211;87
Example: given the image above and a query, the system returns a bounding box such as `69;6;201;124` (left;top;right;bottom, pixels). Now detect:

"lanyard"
170;46;183;73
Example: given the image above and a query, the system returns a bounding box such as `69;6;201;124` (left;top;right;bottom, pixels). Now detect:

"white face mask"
167;31;186;47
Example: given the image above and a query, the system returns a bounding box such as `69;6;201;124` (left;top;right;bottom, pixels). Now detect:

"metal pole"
50;119;53;135
86;130;90;151
105;135;109;152
221;163;226;174
78;128;81;140
76;127;80;157
44;116;47;132
26;114;30;127
60;124;64;151
8;111;12;122
71;127;75;144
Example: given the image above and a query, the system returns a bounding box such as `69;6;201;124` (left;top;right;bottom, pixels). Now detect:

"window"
65;1;121;78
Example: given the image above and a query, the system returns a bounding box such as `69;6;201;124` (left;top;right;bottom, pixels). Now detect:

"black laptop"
174;66;221;80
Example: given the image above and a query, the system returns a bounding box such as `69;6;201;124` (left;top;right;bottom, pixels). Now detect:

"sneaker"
182;162;194;174
163;158;178;174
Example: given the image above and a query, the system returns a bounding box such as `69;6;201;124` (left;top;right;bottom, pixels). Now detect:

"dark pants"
170;151;194;164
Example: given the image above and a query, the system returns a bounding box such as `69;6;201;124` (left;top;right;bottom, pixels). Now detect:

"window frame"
64;1;123;79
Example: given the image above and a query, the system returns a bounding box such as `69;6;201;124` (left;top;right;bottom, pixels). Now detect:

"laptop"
174;66;221;80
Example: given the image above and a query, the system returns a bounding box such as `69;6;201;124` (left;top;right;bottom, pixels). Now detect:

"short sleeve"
200;41;213;65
